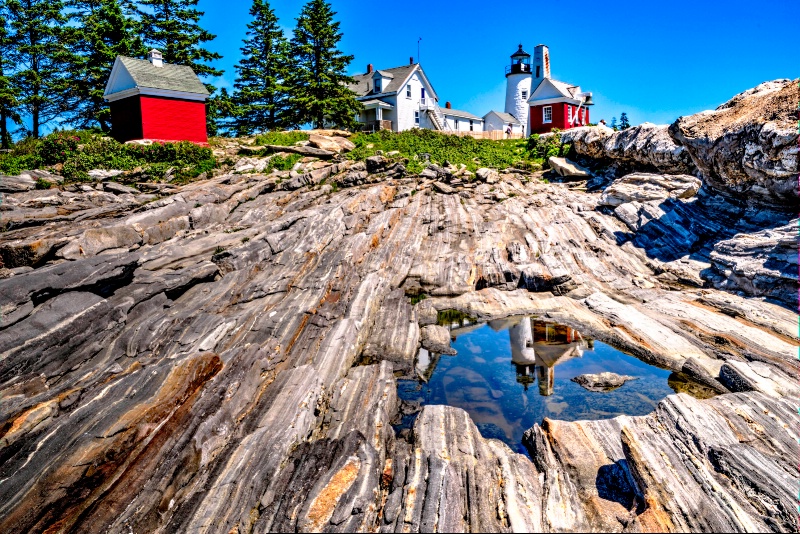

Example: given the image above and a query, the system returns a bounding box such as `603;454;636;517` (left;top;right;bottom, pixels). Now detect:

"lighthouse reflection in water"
398;315;678;455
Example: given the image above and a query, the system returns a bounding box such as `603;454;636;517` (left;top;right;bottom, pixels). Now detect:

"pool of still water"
397;316;693;456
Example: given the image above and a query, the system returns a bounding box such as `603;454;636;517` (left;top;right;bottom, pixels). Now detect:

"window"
414;111;420;125
535;66;540;78
521;90;528;100
469;120;473;131
452;118;458;130
406;84;411;98
582;108;586;124
543;106;552;123
374;79;381;93
567;106;572;123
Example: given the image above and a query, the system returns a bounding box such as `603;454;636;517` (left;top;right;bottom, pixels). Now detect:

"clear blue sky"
200;0;797;126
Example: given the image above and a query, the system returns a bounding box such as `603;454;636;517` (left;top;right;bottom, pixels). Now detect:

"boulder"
329;136;356;152
103;182;139;195
669;79;798;206
365;155;387;173
263;144;335;158
88;169;125;181
420;324;456;355
308;134;344;153
599;173;701;206
1;174;36;192
571;372;638;392
432;182;455;195
548;157;591;178
475;167;499;184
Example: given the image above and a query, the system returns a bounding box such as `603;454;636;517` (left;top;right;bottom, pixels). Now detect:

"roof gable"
483;110;521;125
350;64;439;100
442;108;482;120
529;78;582;104
105;56;210;99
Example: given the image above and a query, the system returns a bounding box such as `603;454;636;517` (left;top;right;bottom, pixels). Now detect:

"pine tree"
287;0;361;129
8;0;75;137
136;0;222;79
619;112;630;130
610;117;617;132
0;4;20;147
232;0;290;135
65;0;144;131
207;87;236;137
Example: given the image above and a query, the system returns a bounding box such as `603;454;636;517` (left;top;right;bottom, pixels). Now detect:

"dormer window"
374;79;381;93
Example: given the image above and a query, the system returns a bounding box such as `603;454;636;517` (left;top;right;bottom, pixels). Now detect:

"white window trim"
469;120;473;131
543;106;552;123
567;105;572;123
406;84;412;98
414;110;420;124
374;79;381;93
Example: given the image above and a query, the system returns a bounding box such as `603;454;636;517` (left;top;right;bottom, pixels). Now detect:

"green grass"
347;129;549;172
254;131;310;147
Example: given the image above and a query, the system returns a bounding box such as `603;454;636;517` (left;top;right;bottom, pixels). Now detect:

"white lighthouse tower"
504;44;533;134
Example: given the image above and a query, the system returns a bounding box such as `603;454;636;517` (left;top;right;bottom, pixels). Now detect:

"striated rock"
0;174;36;192
88;169;125;180
669;79;798;206
475;167;499;183
103;181;139;195
263;144;336;158
599;172;700;206
308;134;345;153
548;156;591;178
563;123;697;175
419;324;456;355
571;372;638;391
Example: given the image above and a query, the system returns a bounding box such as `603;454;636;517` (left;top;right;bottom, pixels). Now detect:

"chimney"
367;63;373;74
148;49;163;68
445;102;451;109
410;56;414;65
533;44;550;80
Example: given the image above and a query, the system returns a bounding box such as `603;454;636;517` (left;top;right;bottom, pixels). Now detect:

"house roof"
360;99;394;108
106;56;209;97
483;111;521;125
528;78;583;105
442;107;482;120
350;64;438;100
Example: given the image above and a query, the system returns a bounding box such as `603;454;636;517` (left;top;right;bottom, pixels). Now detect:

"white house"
482;111;523;136
440;102;484;133
349;59;481;133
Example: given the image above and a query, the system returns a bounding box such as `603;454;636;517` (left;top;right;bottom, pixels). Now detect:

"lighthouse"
504;44;532;134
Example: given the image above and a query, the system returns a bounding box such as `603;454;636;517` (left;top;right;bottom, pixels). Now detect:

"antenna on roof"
417;37;422;64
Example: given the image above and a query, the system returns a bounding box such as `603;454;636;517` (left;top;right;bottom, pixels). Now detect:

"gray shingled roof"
116;56;209;95
441;107;482;120
483;111;521;125
349;64;417;96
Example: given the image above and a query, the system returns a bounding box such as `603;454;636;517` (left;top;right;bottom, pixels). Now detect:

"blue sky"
200;0;797;126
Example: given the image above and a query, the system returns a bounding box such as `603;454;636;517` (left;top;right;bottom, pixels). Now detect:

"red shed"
103;50;210;144
526;45;593;135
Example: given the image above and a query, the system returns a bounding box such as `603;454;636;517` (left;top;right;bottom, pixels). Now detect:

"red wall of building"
529;103;590;134
140;95;208;143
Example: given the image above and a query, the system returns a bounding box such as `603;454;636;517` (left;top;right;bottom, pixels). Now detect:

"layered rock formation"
0;84;797;533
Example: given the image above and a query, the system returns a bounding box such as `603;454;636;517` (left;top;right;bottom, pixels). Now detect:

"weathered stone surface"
419;324;456;355
669;79;798;206
562;123;697;175
599;172;700;206
89;169;125;180
548;156;591;178
571;371;638;391
309;134;345;153
0;174;36;192
103;181;139;195
264;143;336;158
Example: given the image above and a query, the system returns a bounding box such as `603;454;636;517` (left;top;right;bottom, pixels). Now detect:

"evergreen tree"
0;4;20;147
136;0;222;78
232;0;290;135
65;0;144;131
619;112;630;130
206;87;236;137
287;0;361;129
610;116;617;131
8;0;75;137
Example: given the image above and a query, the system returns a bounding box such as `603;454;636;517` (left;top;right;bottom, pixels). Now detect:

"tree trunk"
0;111;8;149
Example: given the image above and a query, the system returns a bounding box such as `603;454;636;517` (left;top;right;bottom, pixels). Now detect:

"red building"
527;45;593;135
103;50;209;144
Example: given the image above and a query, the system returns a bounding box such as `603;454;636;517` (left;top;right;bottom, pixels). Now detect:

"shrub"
267;153;302;172
526;133;563;160
35;178;53;189
254;131;310;147
38;132;80;165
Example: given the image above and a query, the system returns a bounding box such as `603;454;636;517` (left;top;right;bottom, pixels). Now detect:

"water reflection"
400;315;714;455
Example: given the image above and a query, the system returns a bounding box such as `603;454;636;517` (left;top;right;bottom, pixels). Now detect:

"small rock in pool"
571;372;638;392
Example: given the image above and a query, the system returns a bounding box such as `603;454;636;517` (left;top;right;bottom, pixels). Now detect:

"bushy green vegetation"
526;131;571;160
266;153;302;171
0;130;216;183
254;130;309;146
348;129;551;173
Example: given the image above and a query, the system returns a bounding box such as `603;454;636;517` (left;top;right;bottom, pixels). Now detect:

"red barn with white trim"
526;45;593;135
104;50;209;144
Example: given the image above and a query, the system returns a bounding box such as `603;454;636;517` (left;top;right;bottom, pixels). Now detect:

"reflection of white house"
483;111;523;136
349;60;483;133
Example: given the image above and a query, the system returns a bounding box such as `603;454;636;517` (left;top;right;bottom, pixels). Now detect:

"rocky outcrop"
419;324;456;355
599;172;700;206
571;372;638;391
0;86;796;532
562;123;697;175
669;79;798;207
547;156;591;178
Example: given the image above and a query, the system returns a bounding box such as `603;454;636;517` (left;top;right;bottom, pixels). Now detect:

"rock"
308;134;344;153
365;155;387;173
263;144;336;158
563;123;697;175
571;371;638;391
599;172;701;206
432;181;455;194
548;156;591;178
419;324;456;355
88;169;125;180
0;174;36;192
669;79;797;206
329;136;356;152
103;181;139;195
475;167;499;183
